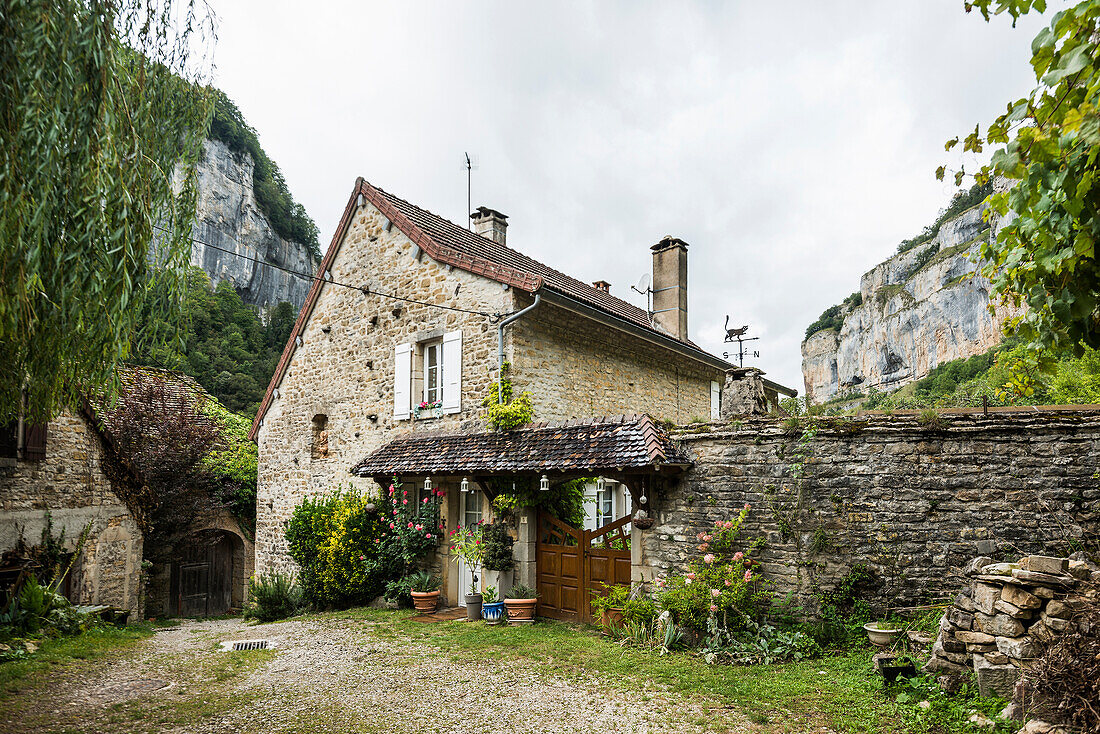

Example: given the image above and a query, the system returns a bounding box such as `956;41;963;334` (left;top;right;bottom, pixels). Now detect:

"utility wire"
152;224;507;322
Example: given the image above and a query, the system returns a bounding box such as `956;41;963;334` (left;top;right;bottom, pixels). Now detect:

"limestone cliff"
189;138;315;310
801;201;1019;403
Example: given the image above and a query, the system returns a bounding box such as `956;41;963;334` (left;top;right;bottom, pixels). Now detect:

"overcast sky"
206;1;1051;394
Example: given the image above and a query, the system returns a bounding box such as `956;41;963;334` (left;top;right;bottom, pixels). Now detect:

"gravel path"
3;616;752;734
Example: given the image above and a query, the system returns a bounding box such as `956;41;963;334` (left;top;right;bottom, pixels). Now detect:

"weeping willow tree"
0;0;215;423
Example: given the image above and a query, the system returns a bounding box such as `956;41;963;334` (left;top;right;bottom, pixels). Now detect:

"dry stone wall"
0;411;143;613
641;410;1100;610
925;553;1099;700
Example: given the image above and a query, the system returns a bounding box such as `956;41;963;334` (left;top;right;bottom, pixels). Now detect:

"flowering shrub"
285;481;441;608
654;504;767;634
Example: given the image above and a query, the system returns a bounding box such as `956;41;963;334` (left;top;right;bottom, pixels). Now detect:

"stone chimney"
472;206;508;246
592;280;611;293
650;236;688;340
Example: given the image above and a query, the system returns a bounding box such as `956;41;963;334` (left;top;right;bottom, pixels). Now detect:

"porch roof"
350;414;691;479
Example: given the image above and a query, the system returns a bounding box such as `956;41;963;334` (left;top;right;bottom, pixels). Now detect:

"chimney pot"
592;280;611;293
471;206;508;246
650;236;688;340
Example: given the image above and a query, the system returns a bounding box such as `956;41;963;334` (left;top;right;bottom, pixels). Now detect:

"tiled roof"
350;414;691;477
370;184;664;336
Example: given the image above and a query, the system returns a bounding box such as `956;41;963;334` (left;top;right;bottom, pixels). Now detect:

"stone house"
0;368;254;618
249;177;762;610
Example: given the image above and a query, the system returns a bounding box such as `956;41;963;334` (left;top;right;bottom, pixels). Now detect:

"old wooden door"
536;512;632;623
174;534;234;617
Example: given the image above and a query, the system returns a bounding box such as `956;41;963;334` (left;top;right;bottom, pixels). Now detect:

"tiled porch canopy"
350;414;691;483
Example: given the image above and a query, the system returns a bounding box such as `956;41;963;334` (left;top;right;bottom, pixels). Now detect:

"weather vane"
722;317;760;367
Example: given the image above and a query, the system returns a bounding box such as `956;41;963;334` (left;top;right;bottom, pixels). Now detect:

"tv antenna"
631;273;652;313
464;152;479;229
721;318;760;367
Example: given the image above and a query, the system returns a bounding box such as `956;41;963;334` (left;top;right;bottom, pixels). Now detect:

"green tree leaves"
0;0;214;423
946;0;1100;359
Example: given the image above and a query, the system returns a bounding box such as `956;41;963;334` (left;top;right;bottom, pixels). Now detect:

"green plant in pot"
504;583;538;624
450;523;485;621
408;571;442;614
481;585;506;625
590;583;630;632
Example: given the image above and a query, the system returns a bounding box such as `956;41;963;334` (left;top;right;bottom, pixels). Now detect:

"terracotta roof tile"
350;414;690;478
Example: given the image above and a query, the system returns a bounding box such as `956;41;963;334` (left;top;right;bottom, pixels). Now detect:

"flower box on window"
413;400;443;419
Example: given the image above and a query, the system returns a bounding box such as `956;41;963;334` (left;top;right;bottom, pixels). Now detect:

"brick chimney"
471;206;508;246
650;236;688;340
592;280;611;293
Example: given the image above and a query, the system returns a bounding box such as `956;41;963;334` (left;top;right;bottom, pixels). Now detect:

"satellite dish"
632;273;651;294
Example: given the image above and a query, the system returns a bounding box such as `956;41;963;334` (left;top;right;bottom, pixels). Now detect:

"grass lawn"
0;623;155;696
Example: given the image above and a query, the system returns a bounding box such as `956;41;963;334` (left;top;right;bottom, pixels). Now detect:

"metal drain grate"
232;640;269;651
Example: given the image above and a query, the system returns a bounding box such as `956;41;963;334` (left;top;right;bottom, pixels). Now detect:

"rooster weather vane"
723;316;760;368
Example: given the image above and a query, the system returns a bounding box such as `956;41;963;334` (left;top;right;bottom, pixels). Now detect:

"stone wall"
640;409;1100;609
0;411;143;613
924;553;1099;700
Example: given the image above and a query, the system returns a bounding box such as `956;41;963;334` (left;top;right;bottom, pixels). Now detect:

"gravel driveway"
3;615;751;734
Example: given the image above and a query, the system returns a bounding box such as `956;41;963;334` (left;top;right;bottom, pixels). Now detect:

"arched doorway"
169;530;244;617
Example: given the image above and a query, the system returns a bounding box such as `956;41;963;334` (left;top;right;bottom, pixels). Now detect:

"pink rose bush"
654;503;766;634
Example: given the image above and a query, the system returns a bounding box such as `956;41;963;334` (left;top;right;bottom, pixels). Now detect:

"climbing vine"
482;362;534;431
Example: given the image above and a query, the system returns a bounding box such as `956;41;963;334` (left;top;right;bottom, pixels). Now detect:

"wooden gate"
537;512;632;623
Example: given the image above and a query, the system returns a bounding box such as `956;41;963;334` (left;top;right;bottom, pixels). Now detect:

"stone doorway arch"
169;529;247;617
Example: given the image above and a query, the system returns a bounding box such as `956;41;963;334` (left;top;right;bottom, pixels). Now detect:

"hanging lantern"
424;477;432;494
540;474;550;492
460;477;470;493
639;494;648;505
596;476;605;492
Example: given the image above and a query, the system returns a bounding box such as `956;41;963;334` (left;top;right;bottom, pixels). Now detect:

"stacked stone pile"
924;553;1099;699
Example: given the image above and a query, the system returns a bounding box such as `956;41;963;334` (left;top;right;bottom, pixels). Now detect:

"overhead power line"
152;225;507;322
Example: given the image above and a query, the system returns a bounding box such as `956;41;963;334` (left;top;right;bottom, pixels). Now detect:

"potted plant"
408;571;441;614
481;586;506;625
863;619;904;647
589;583;629;632
873;651;916;682
413;400;443;419
504;583;538;624
450;524;485;621
481;522;515;600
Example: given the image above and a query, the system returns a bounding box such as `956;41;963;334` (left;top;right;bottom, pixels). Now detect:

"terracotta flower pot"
504;597;537;624
600;607;626;632
410;590;440;613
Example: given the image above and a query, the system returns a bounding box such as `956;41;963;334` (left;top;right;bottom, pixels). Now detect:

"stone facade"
254;197;725;602
640;409;1100;609
0;410;143;613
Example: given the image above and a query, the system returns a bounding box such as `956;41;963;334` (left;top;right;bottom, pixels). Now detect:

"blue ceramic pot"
482;601;506;624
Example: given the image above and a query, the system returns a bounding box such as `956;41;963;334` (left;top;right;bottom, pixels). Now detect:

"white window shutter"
441;330;462;414
710;380;721;421
394;343;412;420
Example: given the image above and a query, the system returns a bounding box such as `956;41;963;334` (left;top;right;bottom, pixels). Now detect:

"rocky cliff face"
801;202;1019;402
189;139;315;310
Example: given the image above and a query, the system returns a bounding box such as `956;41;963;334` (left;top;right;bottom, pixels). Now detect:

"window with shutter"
441;330;462;414
710;380;721;421
394;343;413;419
23;423;47;461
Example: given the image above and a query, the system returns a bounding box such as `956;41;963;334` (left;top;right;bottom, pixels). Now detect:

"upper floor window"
1;414;47;465
423;341;442;405
311;414;329;460
394;331;462;420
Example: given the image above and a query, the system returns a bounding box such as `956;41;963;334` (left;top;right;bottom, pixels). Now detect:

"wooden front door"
172;534;235;617
536;512;632;623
